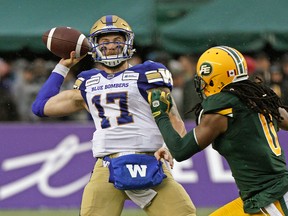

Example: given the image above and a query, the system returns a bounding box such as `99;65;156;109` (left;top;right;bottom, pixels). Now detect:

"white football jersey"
75;61;173;157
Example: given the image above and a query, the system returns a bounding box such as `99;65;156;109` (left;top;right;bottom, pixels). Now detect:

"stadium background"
1;0;288;215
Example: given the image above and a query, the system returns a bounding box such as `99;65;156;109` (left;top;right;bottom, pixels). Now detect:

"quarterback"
151;46;288;215
32;15;196;216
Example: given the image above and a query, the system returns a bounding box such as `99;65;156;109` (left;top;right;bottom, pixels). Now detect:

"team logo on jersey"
200;63;212;76
107;74;115;79
122;71;139;80
86;76;100;87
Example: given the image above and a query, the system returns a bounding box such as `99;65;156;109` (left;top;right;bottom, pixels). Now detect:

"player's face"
98;33;125;57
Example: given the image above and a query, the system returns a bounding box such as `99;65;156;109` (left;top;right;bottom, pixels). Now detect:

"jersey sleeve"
72;69;98;105
73;69;101;90
73;77;85;90
138;61;173;92
202;92;238;117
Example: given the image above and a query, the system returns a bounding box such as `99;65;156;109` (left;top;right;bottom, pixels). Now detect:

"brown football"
42;26;91;59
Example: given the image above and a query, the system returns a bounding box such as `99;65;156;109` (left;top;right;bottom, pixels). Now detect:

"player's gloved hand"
148;89;172;119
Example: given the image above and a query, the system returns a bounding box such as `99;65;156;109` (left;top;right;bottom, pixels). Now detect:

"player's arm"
32;51;87;117
278;107;288;130
43;89;87;117
147;87;186;137
169;96;187;137
194;113;227;149
149;89;227;161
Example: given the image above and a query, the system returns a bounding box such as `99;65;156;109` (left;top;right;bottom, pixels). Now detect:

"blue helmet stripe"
106;15;113;26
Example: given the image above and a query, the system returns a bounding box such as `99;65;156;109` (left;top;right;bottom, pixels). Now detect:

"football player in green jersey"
149;46;288;215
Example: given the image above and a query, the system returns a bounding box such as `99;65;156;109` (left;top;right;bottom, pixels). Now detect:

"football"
42;26;91;59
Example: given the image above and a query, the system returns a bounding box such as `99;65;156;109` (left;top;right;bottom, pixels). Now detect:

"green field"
0;208;216;216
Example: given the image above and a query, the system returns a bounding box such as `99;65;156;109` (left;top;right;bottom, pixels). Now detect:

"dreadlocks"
222;79;288;122
186;79;288;124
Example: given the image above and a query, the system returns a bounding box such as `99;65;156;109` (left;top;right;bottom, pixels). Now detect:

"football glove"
148;89;172;119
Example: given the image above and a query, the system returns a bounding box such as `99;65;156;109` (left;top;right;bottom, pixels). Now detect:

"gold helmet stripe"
217;46;245;76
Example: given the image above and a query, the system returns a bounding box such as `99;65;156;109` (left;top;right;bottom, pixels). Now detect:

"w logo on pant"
126;164;147;178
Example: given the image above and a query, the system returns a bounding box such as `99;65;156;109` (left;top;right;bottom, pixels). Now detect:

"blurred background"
1;0;288;215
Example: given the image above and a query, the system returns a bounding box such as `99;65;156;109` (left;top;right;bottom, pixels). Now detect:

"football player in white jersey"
32;15;196;216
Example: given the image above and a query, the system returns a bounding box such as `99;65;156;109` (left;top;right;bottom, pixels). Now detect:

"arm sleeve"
155;114;201;162
31;64;69;117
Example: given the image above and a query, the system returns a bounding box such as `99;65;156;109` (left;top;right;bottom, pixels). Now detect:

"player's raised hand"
60;51;86;69
148;89;172;119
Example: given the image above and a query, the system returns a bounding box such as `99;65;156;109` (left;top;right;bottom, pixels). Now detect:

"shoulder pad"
202;92;238;117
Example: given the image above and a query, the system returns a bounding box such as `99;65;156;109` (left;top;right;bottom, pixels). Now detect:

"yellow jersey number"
258;114;281;156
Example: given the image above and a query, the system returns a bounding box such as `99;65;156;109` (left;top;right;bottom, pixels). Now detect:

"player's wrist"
154;112;169;123
52;63;70;77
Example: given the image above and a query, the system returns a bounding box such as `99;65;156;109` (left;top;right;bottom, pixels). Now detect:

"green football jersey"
202;92;288;213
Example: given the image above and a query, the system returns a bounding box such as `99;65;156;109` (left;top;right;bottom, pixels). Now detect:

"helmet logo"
200;63;212;76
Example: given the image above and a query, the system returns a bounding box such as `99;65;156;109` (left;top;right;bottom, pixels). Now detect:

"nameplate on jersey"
103;154;166;190
122;71;139;80
86;76;100;87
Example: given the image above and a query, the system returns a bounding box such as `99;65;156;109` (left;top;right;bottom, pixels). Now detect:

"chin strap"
101;58;123;67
